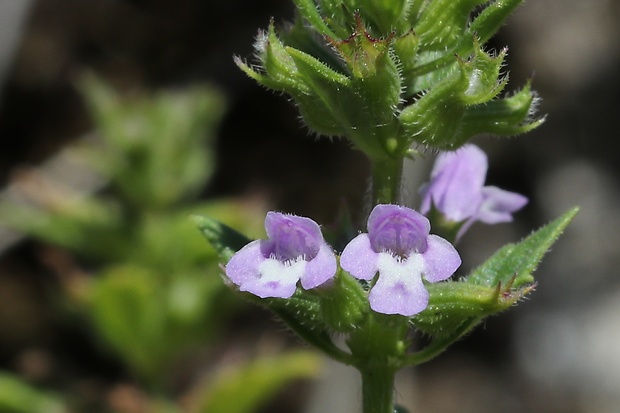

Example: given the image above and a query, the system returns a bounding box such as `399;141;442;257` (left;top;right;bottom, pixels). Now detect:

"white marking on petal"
258;257;306;287
370;252;429;315
377;252;425;282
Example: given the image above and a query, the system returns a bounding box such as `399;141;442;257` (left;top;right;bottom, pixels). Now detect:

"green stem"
360;365;397;413
372;157;404;205
348;313;408;413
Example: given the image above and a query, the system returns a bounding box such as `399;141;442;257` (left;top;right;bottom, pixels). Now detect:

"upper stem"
371;157;404;205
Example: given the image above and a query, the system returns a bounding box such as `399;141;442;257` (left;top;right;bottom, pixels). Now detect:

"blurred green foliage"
0;373;66;413
191;351;321;413
0;75;321;411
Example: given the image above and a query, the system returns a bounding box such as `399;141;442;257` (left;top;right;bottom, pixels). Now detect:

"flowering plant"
195;1;578;412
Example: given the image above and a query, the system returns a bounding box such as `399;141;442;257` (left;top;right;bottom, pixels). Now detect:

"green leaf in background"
88;264;230;386
0;372;67;413
78;73;225;210
190;351;322;413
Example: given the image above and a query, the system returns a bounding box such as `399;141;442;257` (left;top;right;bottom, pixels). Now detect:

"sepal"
327;16;394;79
234;22;309;96
469;0;525;46
356;0;412;35
236;19;403;159
413;0;488;52
405;0;524;80
399;42;507;149
460;81;544;138
318;268;369;333
393;30;420;78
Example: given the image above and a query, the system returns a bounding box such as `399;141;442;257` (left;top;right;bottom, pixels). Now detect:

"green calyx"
236;0;541;156
318;267;369;333
236;19;402;160
400;41;517;149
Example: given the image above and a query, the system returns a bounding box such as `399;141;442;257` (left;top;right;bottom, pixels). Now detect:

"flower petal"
241;258;306;298
340;234;379;280
421;234;461;282
420;144;487;222
369;253;429;316
477;186;528;224
300;243;337;289
263;212;322;260
367;204;430;255
225;240;266;286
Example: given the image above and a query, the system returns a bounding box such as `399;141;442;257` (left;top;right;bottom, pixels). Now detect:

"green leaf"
88;265;229;384
412;281;531;337
88;265;171;380
191;214;252;264
0;372;67;413
410;207;579;354
79;74;224;209
191;352;322;413
467;207;579;289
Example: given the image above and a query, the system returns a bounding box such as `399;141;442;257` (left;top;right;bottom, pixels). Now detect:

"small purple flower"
340;204;461;316
420;144;528;239
225;212;337;298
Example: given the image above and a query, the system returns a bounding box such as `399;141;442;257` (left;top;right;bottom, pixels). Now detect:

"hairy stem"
372;157;404;205
361;365;397;413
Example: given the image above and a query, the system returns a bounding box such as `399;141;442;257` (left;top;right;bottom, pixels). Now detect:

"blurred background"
0;0;619;412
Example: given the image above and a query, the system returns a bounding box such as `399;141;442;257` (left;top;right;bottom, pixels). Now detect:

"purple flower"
340;204;461;316
420;144;528;239
225;212;337;298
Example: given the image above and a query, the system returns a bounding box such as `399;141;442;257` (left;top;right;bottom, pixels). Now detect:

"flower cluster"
226;204;460;317
225;145;529;317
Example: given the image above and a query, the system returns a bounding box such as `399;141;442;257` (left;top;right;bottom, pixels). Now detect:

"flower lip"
367;204;430;257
